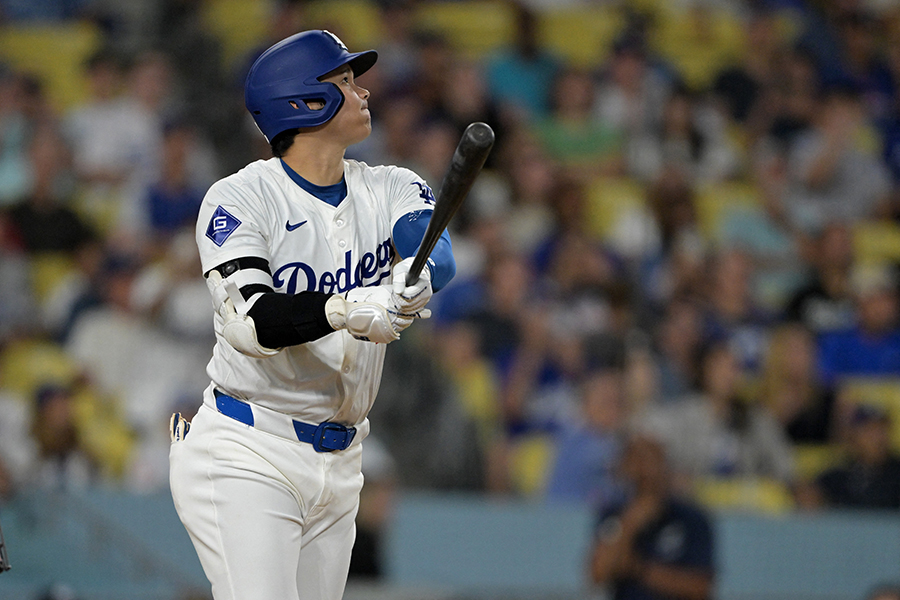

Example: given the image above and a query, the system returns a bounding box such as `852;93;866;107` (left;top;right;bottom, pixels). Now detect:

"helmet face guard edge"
244;30;377;142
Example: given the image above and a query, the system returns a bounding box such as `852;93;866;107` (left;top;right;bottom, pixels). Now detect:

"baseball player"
168;30;455;600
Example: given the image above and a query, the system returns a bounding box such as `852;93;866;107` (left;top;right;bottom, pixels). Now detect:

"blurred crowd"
1;0;900;585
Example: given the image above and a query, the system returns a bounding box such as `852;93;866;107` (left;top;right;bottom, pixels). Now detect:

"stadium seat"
694;180;763;243
304;0;382;49
839;378;900;451
793;444;845;482
0;22;100;111
693;476;795;514
585;176;648;241
649;6;746;91
413;0;515;59
0;336;134;478
29;251;76;303
537;6;625;68
507;433;555;497
72;385;135;479
852;220;900;266
0;337;80;398
201;0;270;69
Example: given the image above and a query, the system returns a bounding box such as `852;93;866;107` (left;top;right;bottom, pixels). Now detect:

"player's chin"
355;118;372;142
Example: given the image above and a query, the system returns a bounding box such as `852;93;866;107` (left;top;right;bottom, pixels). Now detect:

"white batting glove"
392;257;433;314
325;285;430;344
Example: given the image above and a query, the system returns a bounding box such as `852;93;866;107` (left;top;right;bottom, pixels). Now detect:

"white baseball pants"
169;403;364;600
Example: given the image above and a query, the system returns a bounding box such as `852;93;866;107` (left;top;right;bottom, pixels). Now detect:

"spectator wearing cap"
590;434;715;600
817;263;900;388
798;404;900;510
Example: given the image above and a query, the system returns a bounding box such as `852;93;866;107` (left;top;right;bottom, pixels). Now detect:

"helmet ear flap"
285;81;346;126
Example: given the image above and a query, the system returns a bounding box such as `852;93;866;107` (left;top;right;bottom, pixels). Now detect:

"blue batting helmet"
244;30;377;142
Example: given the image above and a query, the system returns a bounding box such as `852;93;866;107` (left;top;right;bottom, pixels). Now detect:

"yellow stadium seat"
793;444;844;482
29;252;76;303
839;378;900;451
72;386;134;479
625;0;666;16
537;6;625;68
0;337;80;398
305;0;382;49
649;6;746;91
508;434;556;497
852;220;900;266
413;0;515;59
585;176;647;241
694;180;762;243
0;22;101;111
693;476;794;514
201;0;270;69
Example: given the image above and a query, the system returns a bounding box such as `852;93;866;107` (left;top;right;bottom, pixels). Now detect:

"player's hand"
392;257;433;313
326;285;430;344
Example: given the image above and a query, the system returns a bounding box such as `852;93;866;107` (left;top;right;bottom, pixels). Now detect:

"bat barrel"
405;122;494;287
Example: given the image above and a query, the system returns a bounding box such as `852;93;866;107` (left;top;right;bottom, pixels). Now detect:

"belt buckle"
312;422;355;452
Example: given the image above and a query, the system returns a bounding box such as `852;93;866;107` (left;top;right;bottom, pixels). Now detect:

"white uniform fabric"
170;157;438;600
170;404;364;600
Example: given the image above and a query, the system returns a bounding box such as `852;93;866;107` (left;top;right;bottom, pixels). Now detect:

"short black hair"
270;128;300;158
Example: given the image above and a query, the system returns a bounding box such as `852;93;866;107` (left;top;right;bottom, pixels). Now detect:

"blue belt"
213;390;357;452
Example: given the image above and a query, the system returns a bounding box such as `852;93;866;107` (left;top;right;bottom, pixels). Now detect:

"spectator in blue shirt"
590;434;715;600
817;263;900;387
545;366;626;509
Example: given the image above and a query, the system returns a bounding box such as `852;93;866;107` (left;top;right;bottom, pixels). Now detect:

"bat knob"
464;122;495;151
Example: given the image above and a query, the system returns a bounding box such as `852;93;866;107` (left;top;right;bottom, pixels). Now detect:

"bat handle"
405;255;427;287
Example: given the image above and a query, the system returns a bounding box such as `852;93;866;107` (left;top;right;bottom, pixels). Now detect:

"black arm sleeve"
247;291;335;348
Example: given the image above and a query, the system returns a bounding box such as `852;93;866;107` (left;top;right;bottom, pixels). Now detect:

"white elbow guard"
207;270;279;358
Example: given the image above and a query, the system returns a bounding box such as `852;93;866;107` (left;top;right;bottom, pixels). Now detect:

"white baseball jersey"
195;156;436;428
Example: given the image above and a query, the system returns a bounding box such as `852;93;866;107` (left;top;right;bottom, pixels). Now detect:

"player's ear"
290;100;325;111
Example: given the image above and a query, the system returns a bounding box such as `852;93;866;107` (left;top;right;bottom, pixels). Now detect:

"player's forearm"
248;291;334;348
589;543;622;584
392;210;456;291
418;234;455;291
640;562;713;600
249;286;418;350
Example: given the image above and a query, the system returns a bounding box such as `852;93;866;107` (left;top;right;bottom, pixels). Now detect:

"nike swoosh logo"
286;220;307;231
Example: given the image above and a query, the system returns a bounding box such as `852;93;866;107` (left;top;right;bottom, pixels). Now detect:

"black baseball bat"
406;122;495;286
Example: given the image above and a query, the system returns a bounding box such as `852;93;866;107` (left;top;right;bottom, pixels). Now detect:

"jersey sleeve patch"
412;181;436;205
206;205;242;247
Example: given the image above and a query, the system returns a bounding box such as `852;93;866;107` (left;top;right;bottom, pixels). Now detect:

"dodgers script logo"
273;238;395;294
